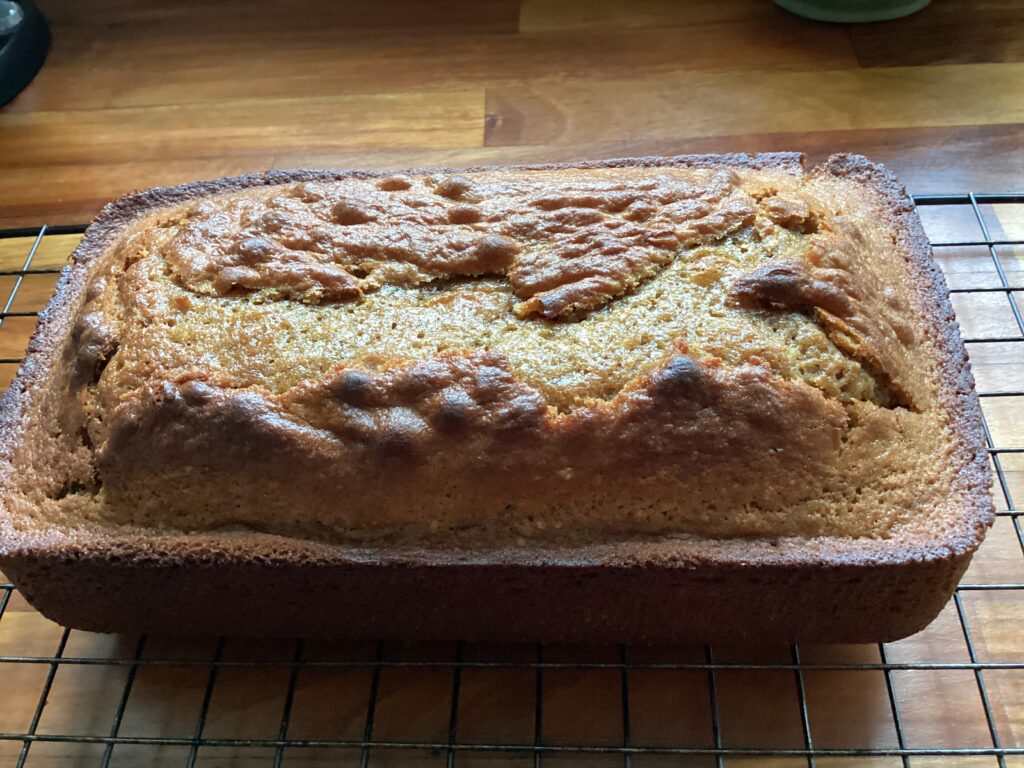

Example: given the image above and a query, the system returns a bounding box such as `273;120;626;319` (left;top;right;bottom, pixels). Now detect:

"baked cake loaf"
0;154;993;641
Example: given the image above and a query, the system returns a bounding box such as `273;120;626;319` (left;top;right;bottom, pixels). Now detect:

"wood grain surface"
0;0;1022;228
0;0;1022;765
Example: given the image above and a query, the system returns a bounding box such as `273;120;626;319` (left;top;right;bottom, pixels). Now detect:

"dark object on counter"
0;0;49;108
776;0;931;22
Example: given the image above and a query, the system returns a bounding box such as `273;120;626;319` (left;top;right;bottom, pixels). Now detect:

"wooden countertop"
0;0;1022;229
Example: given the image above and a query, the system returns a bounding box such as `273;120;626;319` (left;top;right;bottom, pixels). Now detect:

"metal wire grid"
0;194;1020;767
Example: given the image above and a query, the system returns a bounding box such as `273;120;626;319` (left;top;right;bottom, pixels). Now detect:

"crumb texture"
13;161;965;547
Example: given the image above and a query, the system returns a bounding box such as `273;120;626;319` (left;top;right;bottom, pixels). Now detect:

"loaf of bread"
0;154;993;641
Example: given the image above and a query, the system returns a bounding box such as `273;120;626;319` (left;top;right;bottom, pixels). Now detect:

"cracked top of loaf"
0;154;992;552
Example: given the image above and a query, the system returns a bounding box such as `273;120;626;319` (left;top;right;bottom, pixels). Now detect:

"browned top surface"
160;168;757;320
0;155;989;555
93;164;902;416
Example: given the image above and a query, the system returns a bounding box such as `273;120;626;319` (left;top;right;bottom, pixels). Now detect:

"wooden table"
1;0;1022;228
0;1;1022;765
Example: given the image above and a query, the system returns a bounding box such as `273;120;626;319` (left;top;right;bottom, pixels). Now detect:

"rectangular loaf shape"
0;154;993;642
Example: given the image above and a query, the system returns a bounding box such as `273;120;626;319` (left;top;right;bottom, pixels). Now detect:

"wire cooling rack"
0;194;1022;768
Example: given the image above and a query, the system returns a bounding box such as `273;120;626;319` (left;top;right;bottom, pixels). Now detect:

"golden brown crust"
727;246;918;409
157;167;757;324
0;153;994;641
75;157;956;544
93;349;850;545
814;153;993;560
